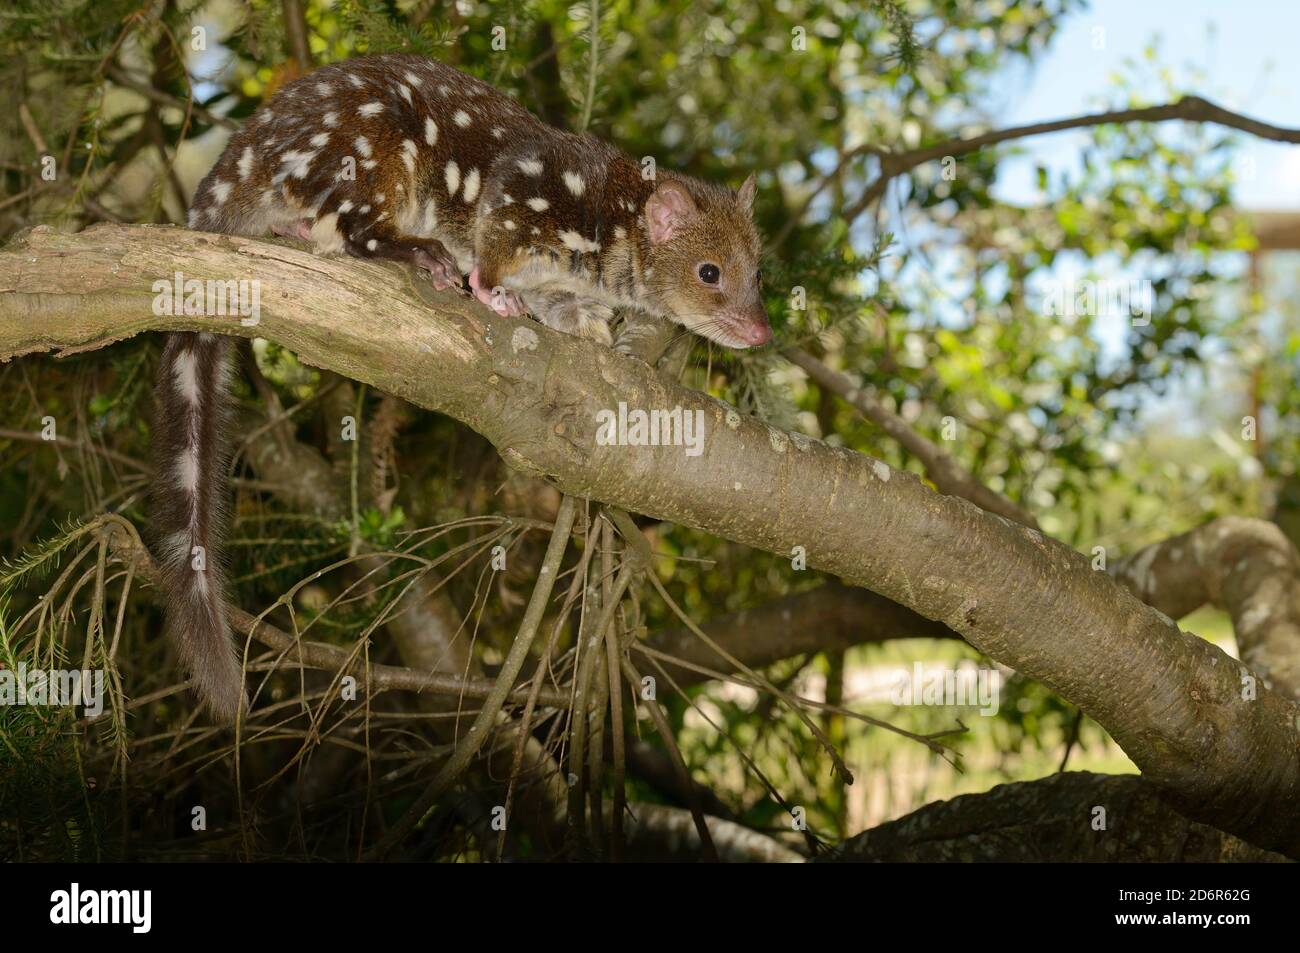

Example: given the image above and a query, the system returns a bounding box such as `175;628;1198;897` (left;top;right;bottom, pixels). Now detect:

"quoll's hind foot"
340;233;469;294
412;242;462;292
468;266;527;317
272;220;313;241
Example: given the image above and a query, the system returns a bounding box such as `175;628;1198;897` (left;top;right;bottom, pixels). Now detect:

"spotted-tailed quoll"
156;53;772;721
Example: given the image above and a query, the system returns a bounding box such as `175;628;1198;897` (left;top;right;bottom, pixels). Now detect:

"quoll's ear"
644;179;698;244
736;173;757;213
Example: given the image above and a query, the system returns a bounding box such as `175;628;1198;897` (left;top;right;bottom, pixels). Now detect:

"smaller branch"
785;346;1038;528
648;571;854;783
1113;516;1300;700
620;654;719;862
498;521;600;862
622;803;801;863
842;95;1300;223
18;104;49;154
646;581;959;687
281;0;314;72
772;143;887;246
95;517;570;706
366;495;580;859
106;66;240;132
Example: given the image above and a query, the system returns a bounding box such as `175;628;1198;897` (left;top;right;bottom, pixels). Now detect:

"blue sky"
991;0;1300;209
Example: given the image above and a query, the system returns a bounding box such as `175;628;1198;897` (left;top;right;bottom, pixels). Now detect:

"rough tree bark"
1;223;1298;858
823;772;1291;862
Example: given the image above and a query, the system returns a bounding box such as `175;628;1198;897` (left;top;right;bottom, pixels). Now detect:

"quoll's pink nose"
744;322;773;346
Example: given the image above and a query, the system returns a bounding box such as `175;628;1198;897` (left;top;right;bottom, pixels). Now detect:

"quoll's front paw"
530;294;615;346
576;313;614;347
468;267;528;317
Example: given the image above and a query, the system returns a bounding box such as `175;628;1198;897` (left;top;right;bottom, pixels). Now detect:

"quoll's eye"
698;263;721;284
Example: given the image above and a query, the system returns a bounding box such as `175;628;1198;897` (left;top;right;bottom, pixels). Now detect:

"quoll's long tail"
151;329;245;721
151;106;286;721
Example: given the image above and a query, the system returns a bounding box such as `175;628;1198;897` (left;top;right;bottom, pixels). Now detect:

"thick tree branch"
3;223;1299;857
823;772;1291;862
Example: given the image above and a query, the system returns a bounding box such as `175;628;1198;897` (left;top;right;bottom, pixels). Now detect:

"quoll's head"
642;174;772;349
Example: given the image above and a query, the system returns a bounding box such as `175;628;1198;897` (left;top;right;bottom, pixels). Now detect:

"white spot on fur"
316;82;332;96
396;83;412;104
323;111;338;127
462;168;480;202
444;161;460;196
613;226;626;239
503;219;516;230
424;117;438;145
310;132;330;147
354;136;372;158
563;172;585;196
337;200;354;214
310;213;345;254
359;204;371;214
173;351;200;405
491;126;504;139
518;158;543;176
211;180;232;204
404;70;422;87
527;197;549;212
279;150;315;179
177;448;200;492
453;109;471;127
358;101;384;117
559;230;600;253
366;239;378;251
347;75;364;88
236;147;254;180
